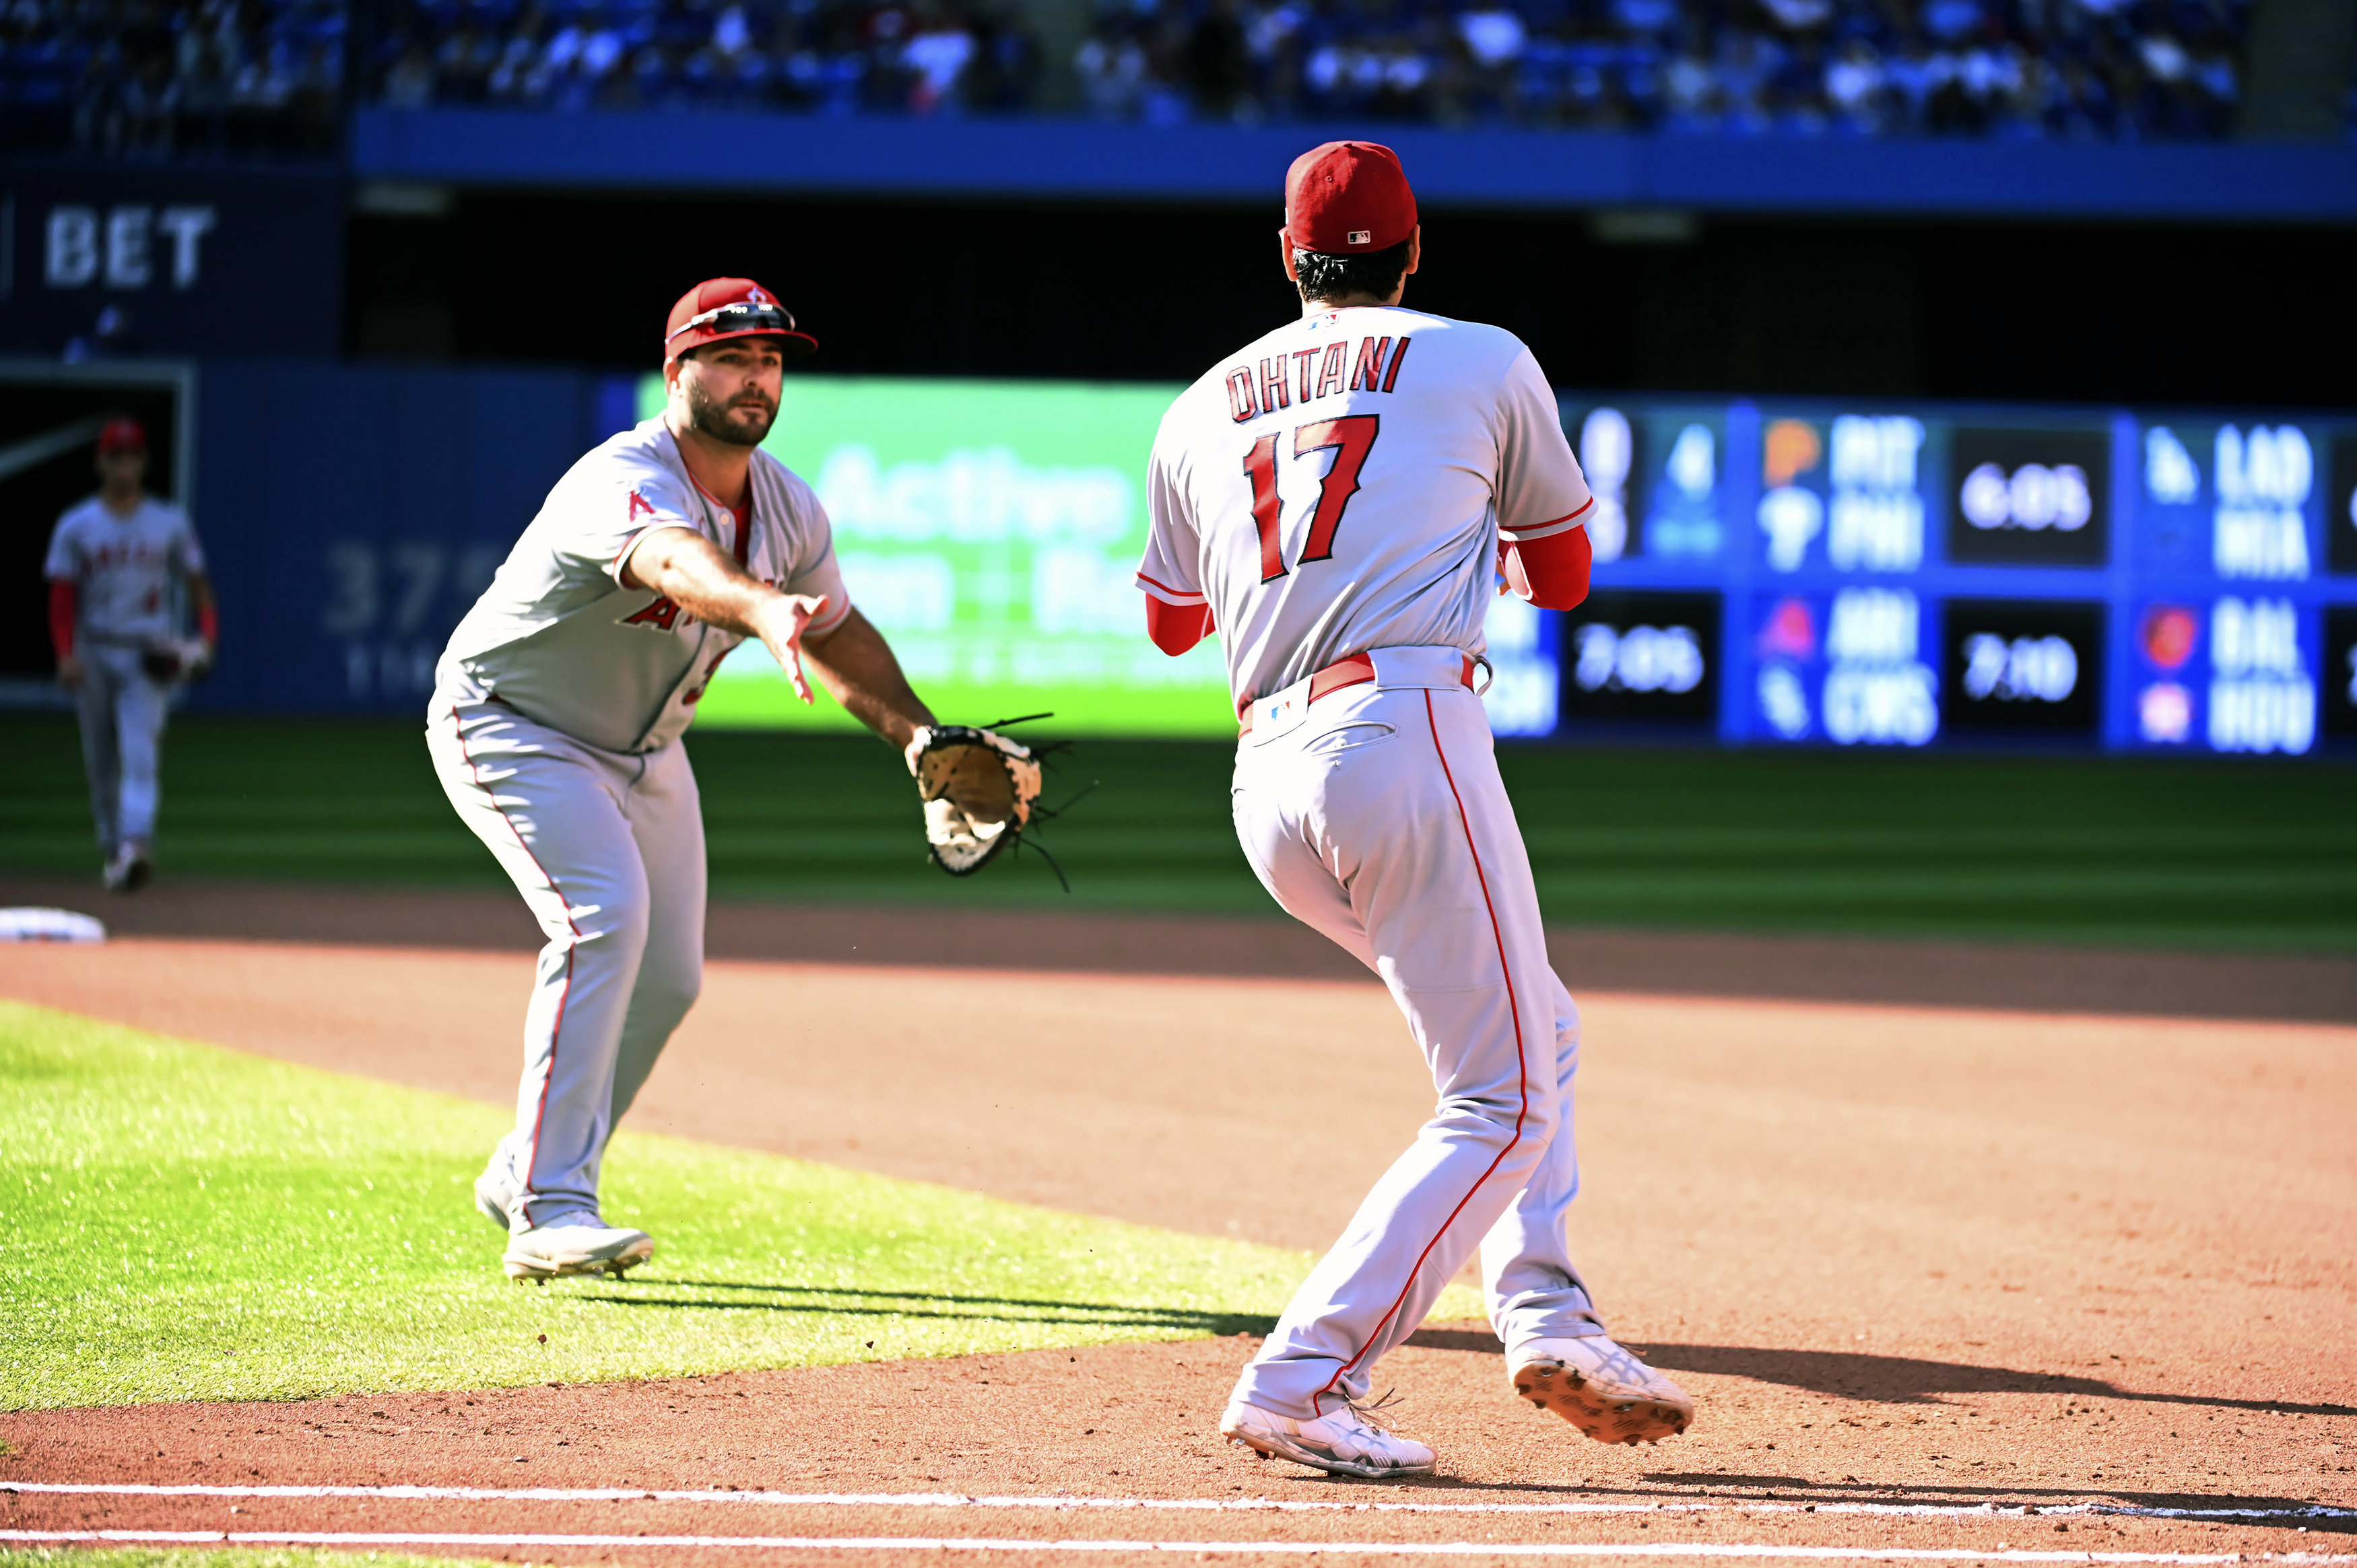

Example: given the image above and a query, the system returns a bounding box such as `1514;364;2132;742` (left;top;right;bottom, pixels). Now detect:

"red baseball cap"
96;415;145;454
1282;141;1418;256
663;277;818;363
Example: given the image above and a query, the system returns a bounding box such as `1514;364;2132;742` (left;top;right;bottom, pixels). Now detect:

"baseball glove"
908;724;1044;877
141;637;212;683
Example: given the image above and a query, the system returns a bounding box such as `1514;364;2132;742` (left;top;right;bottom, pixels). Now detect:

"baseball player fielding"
1135;141;1694;1478
44;415;219;893
427;278;1022;1283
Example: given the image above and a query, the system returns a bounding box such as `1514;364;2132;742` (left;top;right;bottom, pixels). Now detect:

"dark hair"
1293;237;1412;304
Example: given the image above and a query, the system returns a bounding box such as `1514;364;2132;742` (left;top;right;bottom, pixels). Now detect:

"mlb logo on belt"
1249;684;1311;743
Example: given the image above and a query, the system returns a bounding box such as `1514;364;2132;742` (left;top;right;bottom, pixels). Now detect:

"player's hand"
754;593;829;705
55;654;83;691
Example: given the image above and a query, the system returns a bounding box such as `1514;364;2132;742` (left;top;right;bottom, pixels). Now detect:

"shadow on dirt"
1628;1475;2356;1533
1401;1329;2355;1419
1343;1464;2352;1530
577;1277;1280;1338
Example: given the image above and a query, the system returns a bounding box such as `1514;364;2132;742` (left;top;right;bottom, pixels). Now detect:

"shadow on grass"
1404;1328;2356;1418
576;1276;1277;1338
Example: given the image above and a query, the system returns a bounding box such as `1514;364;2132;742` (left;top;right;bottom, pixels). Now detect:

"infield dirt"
1;890;2352;1566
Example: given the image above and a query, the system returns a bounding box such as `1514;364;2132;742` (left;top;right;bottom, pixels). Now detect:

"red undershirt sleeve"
1137;434;1210;658
1144;595;1213;657
1499;522;1593;611
47;580;75;660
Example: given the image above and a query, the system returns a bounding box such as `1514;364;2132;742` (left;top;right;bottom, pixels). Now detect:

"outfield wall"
7;358;2352;757
189;362;638;715
349;108;2357;225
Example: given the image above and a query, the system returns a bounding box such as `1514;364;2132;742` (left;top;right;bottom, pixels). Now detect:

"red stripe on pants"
456;708;579;1227
1313;688;1533;1412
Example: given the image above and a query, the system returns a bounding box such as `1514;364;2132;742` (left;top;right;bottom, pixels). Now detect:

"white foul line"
2;1531;2354;1563
6;1482;2350;1525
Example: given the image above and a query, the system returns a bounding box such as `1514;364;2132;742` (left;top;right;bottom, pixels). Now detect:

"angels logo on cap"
1282;141;1417;255
663;277;820;363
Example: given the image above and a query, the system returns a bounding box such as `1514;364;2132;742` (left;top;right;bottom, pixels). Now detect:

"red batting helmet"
1282;141;1418;256
96;415;147;455
663;277;818;364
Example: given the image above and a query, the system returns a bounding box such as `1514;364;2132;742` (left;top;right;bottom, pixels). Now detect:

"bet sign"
42;205;217;292
0;168;340;356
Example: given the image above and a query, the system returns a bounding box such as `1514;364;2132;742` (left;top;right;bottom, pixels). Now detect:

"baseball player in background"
44;415;218;893
1137;142;1694;1478
429;279;943;1283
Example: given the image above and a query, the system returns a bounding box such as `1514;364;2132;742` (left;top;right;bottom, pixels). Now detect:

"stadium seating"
0;0;345;152
1071;0;2255;139
0;0;2302;150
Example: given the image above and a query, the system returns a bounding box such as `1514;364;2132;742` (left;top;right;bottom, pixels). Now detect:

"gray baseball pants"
426;695;706;1231
1228;648;1605;1421
73;641;169;854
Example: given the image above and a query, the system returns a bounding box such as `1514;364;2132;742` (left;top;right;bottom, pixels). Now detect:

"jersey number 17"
1244;415;1380;583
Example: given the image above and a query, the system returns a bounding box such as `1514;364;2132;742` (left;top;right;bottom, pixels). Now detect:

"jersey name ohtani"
1138;307;1591;712
1226;335;1412;423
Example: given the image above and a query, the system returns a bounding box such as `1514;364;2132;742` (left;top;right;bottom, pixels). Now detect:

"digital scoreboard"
649;374;2354;757
1555;396;2354;757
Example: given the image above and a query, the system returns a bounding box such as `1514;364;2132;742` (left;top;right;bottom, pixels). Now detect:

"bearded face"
681;355;780;448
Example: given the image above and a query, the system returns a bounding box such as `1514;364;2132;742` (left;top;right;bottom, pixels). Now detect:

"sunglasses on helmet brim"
666;302;799;343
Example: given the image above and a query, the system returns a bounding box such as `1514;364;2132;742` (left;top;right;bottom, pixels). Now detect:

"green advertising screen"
638;374;1233;736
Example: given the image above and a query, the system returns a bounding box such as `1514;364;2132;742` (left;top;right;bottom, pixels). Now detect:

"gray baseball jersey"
1137;305;1591;710
437;417;851;755
44;494;206;642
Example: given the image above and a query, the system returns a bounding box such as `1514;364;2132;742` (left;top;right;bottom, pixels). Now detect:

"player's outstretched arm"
801;608;936;757
624;525;831;703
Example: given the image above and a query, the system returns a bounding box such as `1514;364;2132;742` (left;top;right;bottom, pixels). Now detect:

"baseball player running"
1137;142;1694;1478
429;278;952;1283
44;415;218;893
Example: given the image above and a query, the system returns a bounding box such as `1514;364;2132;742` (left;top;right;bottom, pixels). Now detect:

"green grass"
0;1000;1380;1411
1;714;2350;950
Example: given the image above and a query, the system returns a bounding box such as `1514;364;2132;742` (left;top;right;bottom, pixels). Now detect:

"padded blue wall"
190;361;636;714
353;107;2357;223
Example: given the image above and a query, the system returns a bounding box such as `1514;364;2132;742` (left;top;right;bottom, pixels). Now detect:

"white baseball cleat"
1509;1334;1694;1446
1219;1396;1436;1480
502;1217;653;1283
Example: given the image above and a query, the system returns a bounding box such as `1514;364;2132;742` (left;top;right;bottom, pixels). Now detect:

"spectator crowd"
370;0;1042;114
1071;0;2254;138
0;0;2296;154
1;0;345;151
